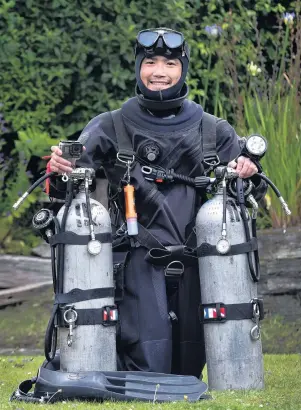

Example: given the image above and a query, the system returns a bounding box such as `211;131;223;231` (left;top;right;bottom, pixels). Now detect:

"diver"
49;28;267;378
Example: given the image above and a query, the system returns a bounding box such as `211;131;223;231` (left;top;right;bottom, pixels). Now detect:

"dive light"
245;134;268;158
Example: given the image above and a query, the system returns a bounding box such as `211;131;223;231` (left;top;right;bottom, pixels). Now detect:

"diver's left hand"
228;156;258;178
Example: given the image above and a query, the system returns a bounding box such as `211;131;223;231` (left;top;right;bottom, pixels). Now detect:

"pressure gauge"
87;240;102;255
216;238;231;255
245;134;268;157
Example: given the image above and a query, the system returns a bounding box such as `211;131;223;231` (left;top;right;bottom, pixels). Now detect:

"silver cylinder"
196;188;264;390
57;192;116;372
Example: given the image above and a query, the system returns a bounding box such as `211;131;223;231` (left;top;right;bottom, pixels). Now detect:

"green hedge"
0;0;294;137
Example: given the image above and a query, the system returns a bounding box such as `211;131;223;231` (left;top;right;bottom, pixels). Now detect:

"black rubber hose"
57;179;74;294
170;171;195;186
50;247;56;292
252;217;261;280
223;180;227;226
84;171;94;231
44;305;58;362
26;172;56;195
236;178;259;282
257;173;281;197
52;217;61;292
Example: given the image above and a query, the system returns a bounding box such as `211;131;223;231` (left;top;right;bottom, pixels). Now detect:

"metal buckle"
116;223;127;237
116;152;135;165
203;154;220;167
203;155;220;176
164;261;184;277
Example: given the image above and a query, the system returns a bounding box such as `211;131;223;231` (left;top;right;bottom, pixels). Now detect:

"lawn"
0;354;300;409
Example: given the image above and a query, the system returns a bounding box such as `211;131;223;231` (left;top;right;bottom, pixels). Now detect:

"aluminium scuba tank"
196;177;264;391
57;184;116;373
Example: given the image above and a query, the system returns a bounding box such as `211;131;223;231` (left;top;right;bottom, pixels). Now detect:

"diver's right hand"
49;146;73;174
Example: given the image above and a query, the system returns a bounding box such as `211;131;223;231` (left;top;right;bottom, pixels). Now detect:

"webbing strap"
58;306;118;326
202;112;217;161
54;287;115;305
197;237;258;257
145;245;197;266
49;231;112;246
111;109;135;162
136;223;165;250
200;300;264;323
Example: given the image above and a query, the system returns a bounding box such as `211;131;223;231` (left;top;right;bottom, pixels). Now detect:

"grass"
0;289;300;408
0;355;300;409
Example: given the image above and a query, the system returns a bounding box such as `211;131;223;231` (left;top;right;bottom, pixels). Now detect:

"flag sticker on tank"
110;310;118;321
203;307;226;319
103;308;118;322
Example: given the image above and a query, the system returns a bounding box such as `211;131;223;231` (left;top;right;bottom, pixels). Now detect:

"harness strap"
197;237;258;257
136;222;165;250
202;112;218;164
111;109;135;164
145;245;197;266
54;287;115;305
49;231;112;246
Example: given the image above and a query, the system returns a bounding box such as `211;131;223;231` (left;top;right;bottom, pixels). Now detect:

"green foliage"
239;5;301;227
1;0;301;240
0;0;298;134
243;89;301;228
0;0;193;136
0;128;59;252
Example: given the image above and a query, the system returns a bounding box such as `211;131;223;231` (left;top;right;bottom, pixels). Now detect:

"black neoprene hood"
134;29;190;111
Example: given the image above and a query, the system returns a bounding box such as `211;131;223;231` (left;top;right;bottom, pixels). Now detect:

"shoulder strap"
111;109;135;165
201;112;218;163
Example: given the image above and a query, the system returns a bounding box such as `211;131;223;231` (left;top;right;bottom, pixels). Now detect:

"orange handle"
124;184;137;219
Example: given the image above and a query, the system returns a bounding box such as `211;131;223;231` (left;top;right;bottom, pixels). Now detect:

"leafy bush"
1;0;301;250
0;128;59;253
184;0;301;227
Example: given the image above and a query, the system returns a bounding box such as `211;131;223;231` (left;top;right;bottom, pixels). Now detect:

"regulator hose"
236;178;260;282
255;173;291;215
12;172;56;210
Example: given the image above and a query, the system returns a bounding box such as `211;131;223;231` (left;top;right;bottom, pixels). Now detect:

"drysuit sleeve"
216;119;267;202
48;113;117;199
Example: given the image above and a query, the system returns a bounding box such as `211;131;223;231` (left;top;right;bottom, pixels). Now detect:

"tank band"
197;237;258;257
200;299;264;323
57;305;118;327
49;231;112;246
54;287;115;305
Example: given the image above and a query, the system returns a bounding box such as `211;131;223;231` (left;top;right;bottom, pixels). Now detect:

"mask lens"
163;32;184;48
138;31;159;47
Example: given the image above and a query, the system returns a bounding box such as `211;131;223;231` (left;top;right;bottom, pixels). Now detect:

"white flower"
247;61;262;77
283;12;295;25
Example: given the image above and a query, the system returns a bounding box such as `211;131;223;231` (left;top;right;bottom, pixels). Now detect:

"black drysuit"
60;97;265;377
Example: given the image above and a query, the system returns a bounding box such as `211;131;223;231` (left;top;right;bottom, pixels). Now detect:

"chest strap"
111;109;135;166
202;112;220;171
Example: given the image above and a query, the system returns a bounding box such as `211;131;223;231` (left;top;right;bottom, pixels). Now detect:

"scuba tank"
56;169;116;373
195;166;291;391
24;164;117;373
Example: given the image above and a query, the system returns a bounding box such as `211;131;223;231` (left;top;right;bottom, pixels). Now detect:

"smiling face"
140;55;182;91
